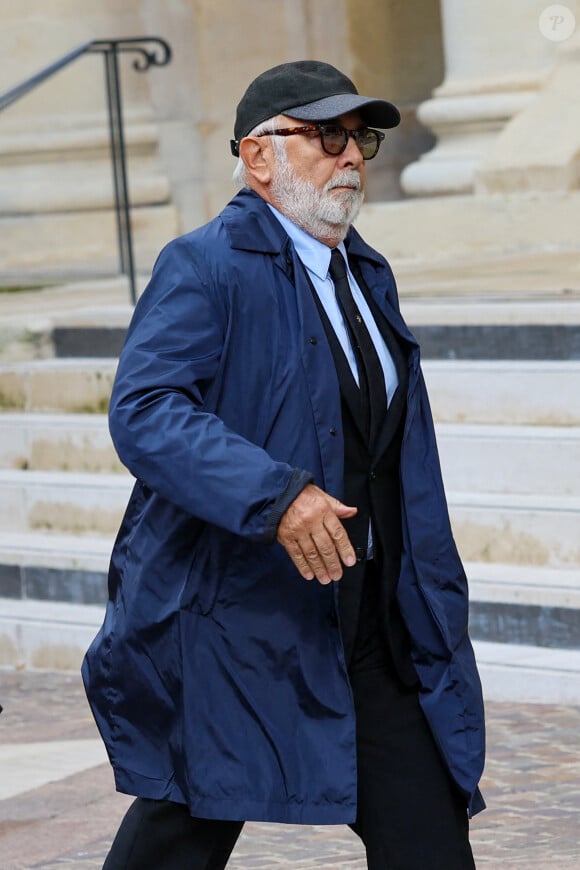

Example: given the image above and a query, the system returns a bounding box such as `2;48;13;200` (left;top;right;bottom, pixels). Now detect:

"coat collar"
220;188;419;364
220;189;288;254
219;188;387;269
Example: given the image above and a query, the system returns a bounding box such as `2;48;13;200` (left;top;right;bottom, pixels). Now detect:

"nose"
339;132;364;168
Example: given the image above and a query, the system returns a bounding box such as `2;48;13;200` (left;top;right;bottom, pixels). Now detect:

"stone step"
1;414;577;493
0;470;132;535
2;358;579;424
412;324;580;360
52;325;128;359
1;543;578;681
423;360;580;424
49;322;580;360
12;309;580;361
0;280;136;364
465;561;580;608
0;359;117;413
403;296;580;326
437;423;580;496
473;640;580;705
465;562;580;650
0;469;578;565
0;597;106;670
2;533;577;603
448;491;580;568
2;535;576;616
0;204;178;278
0;531;112;604
0;413;122;472
1;596;579;703
2;537;577;643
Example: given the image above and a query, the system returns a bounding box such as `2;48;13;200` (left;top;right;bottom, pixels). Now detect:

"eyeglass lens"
319;126;380;159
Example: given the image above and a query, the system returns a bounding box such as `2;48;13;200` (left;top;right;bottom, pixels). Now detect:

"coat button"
329;427;337;436
309;336;318;345
369;469;377;481
355;547;366;562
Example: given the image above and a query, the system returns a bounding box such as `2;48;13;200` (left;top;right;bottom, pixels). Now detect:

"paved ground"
1;670;579;869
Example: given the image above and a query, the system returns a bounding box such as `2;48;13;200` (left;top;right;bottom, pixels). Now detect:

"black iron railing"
0;37;172;304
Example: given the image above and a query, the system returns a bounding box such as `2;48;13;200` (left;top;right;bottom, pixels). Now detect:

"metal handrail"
0;37;172;304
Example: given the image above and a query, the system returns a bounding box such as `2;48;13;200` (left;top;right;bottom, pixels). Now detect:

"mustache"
325;171;362;192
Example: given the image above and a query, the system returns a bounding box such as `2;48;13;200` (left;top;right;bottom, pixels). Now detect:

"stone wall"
1;0;579;276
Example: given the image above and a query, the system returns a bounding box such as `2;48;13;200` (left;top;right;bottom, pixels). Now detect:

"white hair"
231;114;364;244
232;116;288;187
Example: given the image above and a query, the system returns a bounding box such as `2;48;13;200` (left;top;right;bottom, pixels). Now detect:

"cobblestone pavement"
1;670;579;869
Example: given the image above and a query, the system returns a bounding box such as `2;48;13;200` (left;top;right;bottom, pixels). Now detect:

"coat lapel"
275;243;345;499
371;320;408;462
298;264;369;445
222;190;419;491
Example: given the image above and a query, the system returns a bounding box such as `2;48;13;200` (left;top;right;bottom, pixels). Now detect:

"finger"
283;540;315;580
327;496;358;518
323;516;356;568
311;529;345;581
283;542;332;585
294;534;333;585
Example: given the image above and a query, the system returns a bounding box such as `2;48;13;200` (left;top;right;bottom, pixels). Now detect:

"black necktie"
329;248;388;446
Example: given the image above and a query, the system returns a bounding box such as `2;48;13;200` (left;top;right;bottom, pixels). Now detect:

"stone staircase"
0;357;127;669
425;371;580;704
413;288;580;703
0;273;579;702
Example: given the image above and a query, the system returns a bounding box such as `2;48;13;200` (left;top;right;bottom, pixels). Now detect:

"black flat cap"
231;60;400;156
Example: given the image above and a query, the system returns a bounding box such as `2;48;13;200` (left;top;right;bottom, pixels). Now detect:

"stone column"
401;0;559;196
137;0;206;232
182;0;351;219
477;23;580;193
345;0;444;201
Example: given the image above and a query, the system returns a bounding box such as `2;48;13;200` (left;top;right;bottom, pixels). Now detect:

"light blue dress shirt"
267;204;399;404
268;204;400;558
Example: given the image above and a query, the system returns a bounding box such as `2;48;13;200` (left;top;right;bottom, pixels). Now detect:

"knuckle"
319;544;335;558
291;513;312;531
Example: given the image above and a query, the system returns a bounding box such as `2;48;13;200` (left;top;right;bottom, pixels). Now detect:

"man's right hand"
276;484;357;585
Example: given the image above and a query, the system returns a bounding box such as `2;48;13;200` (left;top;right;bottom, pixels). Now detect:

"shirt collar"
267;203;347;281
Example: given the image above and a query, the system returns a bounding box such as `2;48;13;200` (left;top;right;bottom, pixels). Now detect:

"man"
83;60;485;869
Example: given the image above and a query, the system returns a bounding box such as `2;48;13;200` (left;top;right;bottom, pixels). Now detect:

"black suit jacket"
307;258;416;684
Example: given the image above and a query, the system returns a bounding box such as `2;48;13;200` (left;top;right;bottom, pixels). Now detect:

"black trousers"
103;569;475;870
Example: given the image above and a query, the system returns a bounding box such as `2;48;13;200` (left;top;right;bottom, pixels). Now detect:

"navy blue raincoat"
83;189;485;823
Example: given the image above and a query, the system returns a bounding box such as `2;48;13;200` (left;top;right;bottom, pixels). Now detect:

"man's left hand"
277;483;357;585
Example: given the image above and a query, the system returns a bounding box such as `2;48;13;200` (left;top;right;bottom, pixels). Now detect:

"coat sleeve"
109;236;312;541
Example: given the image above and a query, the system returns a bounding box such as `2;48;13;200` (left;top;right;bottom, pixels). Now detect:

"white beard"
270;152;364;244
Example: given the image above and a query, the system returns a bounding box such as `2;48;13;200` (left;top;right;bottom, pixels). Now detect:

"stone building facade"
0;0;578;277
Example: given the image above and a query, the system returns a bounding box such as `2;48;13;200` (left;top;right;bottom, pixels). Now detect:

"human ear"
239;137;273;185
